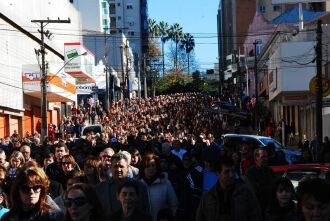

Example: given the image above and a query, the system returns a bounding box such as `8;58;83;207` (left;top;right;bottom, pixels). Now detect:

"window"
102;2;107;8
103;19;108;26
273;5;281;12
127;4;133;9
109;4;116;14
110;17;116;28
118;16;121;20
102;1;108;14
117;3;121;7
256;39;263;55
259;5;266;13
128;31;135;36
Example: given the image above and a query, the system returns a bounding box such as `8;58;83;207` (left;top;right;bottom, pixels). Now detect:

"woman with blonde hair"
8;151;25;183
1;164;63;220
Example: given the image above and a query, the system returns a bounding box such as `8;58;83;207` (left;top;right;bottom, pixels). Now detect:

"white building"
0;0;85;137
269;40;317;141
74;0;147;98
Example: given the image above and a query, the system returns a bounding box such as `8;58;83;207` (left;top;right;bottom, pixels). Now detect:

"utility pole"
137;54;141;99
120;45;125;100
253;40;259;131
31;18;70;142
125;40;130;100
316;20;323;146
218;57;222;96
143;54;148;98
104;29;110;113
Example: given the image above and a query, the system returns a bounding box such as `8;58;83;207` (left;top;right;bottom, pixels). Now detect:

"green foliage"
155;71;193;94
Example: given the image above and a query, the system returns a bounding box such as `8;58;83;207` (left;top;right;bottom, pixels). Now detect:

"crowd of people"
0;93;329;221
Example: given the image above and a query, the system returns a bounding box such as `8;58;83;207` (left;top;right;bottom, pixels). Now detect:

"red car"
271;164;330;188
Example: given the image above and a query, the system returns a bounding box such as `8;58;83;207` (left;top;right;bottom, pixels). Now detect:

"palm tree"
147;18;159;37
158;21;170;77
180;33;195;75
168;23;183;72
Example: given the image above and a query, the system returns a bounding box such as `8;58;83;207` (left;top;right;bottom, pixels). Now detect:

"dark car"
271;164;330;188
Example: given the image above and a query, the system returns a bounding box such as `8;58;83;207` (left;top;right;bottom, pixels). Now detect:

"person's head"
10;165;50;213
9;151;25;169
43;153;54;168
99;147;114;168
128;147;142;167
61;155;76;175
83;156;101;184
270;177;295;208
172;140;181;151
0;187;9;208
158;154;169;172
140;153;161;180
110;151;129;181
54;142;69;162
254;148;268;168
13;140;21;149
215;157;236;189
161;142;171;155
0;165;7;186
117;180;139;213
66;171;86;191
0;149;7;165
296;178;330;221
182;152;193;169
64;183;104;221
121;151;132;165
20;145;31;161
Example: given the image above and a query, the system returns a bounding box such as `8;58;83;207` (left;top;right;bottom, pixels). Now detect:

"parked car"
271;164;330;188
222;134;301;164
81;124;104;136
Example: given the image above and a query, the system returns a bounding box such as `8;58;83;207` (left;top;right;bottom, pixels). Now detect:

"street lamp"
41;51;87;142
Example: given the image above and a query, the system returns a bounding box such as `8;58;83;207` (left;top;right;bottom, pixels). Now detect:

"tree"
158;21;170;77
155;70;192;94
166;43;199;74
180;33;195;75
168;23;183;73
147;18;159;37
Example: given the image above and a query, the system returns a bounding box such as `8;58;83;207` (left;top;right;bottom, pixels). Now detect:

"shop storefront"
22;64;76;135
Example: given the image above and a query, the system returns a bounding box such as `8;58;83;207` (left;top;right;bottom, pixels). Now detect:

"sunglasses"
20;185;43;194
102;155;112;159
64;197;88;208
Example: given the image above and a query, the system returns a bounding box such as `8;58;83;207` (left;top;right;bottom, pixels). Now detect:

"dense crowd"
0;93;329;221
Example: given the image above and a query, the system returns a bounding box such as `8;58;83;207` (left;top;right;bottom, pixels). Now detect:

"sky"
148;0;219;72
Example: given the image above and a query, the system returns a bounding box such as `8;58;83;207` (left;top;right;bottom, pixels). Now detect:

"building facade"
0;0;88;138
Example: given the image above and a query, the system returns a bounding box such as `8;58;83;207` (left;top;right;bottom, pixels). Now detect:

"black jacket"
108;208;152;221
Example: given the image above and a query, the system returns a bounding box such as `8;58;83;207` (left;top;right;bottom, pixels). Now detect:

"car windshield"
259;138;283;149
